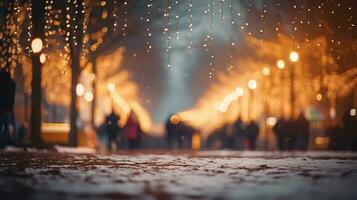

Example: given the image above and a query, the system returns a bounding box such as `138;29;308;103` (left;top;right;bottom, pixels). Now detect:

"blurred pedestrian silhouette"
326;120;342;150
246;120;259;150
295;112;310;150
342;108;357;150
233;117;246;150
165;114;177;149
104;111;121;151
0;68;16;149
273;117;287;150
125;112;142;150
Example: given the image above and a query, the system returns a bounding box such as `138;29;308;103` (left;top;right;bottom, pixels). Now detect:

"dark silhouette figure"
233;117;246;150
0;69;16;149
165;115;177;149
125;112;142;150
342;108;357;151
273;117;287;150
104;111;121;151
295;113;310;150
285;119;297;150
326;120;342;150
246;120;259;150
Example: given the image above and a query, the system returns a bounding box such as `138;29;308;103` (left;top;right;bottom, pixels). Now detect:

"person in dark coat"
273;117;286;151
104;111;121;151
342;108;357;150
233;117;246;150
0;68;16;149
246;120;259;150
295;112;310;150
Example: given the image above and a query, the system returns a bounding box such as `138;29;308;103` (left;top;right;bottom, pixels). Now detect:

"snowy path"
1;151;357;200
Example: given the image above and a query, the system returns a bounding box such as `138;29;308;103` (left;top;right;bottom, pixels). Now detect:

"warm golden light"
31;38;43;53
350;108;356;116
192;133;201;150
289;51;299;62
107;83;116;92
277;59;285;69
76;83;85;96
39;53;46;64
84;91;94;102
316;93;322;101
235;86;244;97
262;67;270;76
248;79;257;90
266;117;277;126
170;115;180;125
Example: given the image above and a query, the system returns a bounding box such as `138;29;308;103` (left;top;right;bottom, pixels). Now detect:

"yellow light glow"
289;51;299;62
350;108;356;116
31;38;43;53
84;91;94;102
266;117;277;126
235;87;244;97
76;83;85;96
277;59;285;69
170;115;180;125
316;93;322;101
192;133;201;150
248;79;257;90
39;53;46;63
107;83;116;92
262;67;270;76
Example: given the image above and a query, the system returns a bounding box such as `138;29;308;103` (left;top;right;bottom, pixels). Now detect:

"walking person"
246;120;259;150
104;111;121;151
125;112;142;150
0;68;16;149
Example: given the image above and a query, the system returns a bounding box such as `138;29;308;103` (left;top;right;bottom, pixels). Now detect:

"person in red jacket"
125;112;142;150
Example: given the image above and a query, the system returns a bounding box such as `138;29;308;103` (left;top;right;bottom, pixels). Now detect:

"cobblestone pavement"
1;151;357;200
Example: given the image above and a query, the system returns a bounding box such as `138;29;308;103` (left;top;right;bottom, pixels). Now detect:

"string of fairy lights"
174;0;180;40
0;0;356;79
163;0;172;69
187;0;193;51
146;0;152;53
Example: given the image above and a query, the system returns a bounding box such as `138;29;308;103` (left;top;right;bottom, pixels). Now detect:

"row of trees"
1;0;138;147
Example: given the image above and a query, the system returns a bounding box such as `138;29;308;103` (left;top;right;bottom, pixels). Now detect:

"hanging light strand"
228;0;234;70
146;0;153;53
208;0;214;78
163;0;172;68
187;0;193;51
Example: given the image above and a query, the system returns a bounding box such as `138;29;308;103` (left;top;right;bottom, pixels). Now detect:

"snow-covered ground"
1;151;357;200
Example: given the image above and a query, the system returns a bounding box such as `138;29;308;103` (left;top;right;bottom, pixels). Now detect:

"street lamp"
235;86;244;118
247;79;257;120
277;59;286;117
289;51;299;62
289;51;299;119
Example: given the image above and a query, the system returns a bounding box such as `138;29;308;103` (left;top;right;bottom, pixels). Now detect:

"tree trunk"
69;66;79;146
30;0;45;147
67;0;84;147
91;59;97;128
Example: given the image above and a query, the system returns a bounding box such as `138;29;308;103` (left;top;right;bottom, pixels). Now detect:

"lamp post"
247;79;257;120
235;86;244;118
277;59;285;117
289;51;299;119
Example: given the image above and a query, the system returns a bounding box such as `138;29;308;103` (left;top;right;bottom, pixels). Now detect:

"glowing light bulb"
248;79;257;90
31;38;43;53
289;51;299;62
277;60;285;69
